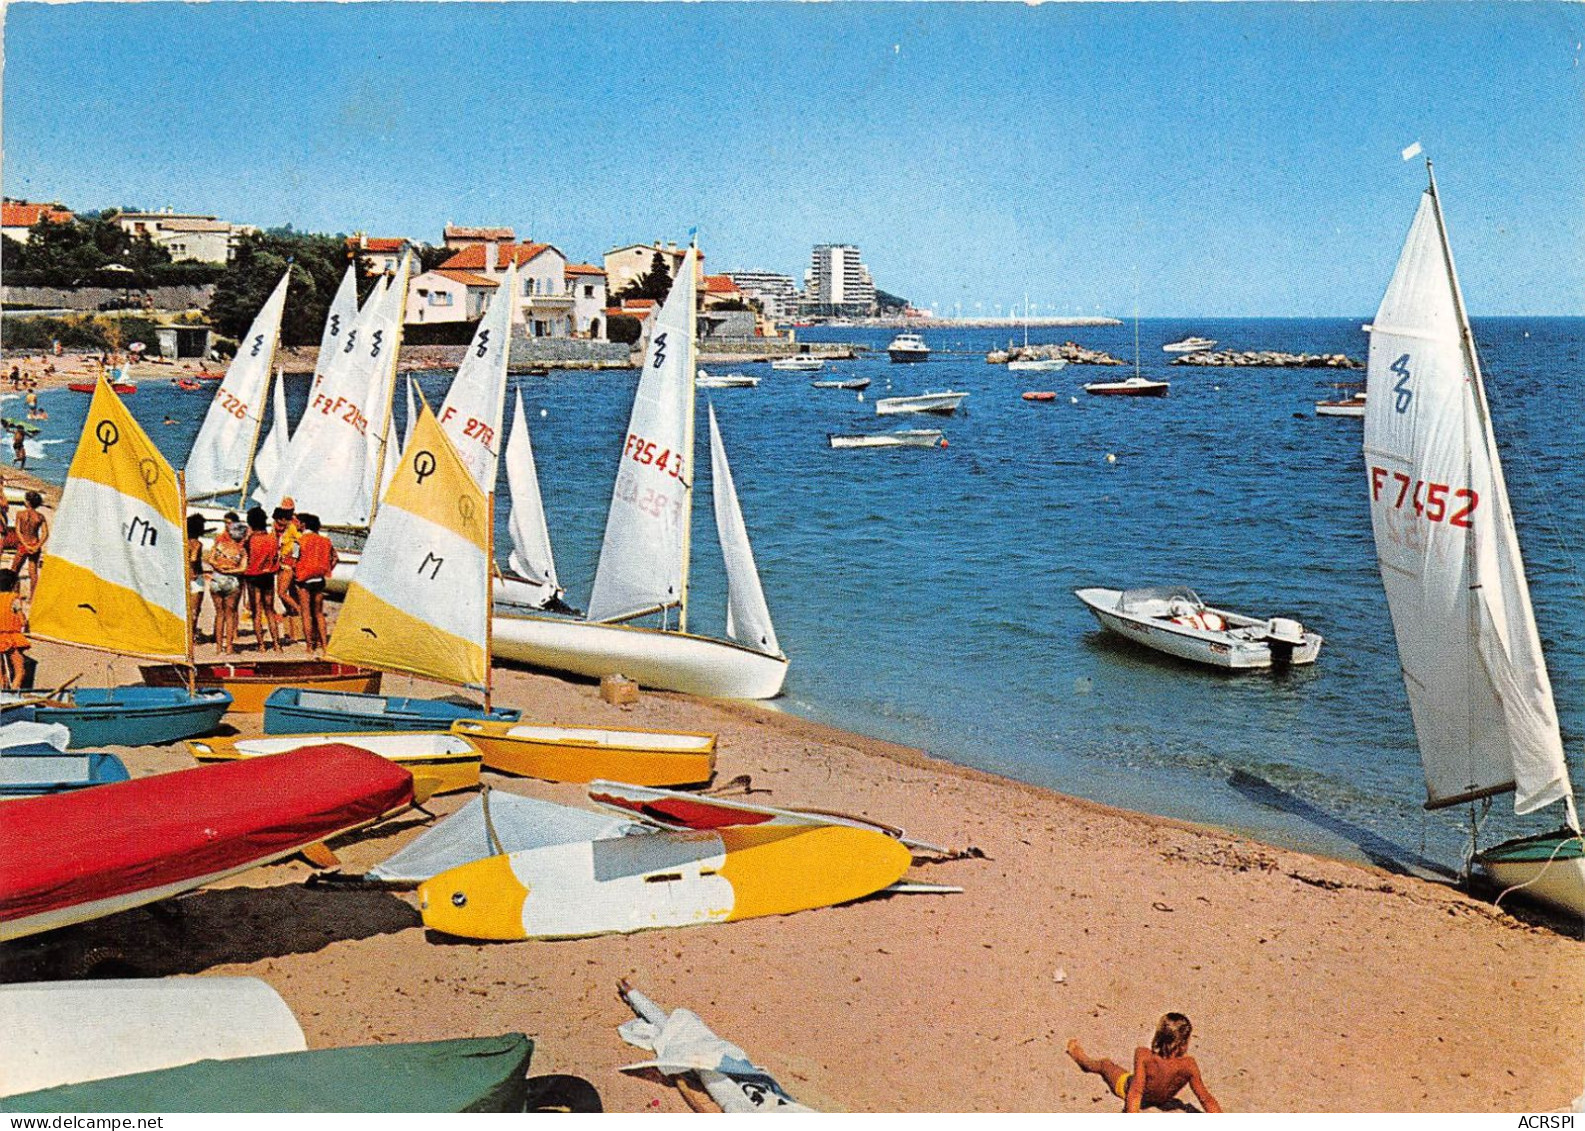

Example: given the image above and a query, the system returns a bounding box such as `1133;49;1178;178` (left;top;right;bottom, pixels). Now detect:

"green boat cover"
0;1034;533;1113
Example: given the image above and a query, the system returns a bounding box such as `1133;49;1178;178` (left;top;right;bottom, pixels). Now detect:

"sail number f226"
1370;466;1478;527
623;432;684;480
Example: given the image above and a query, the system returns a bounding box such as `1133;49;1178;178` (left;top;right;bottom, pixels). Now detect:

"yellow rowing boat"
448;719;715;786
188;732;483;796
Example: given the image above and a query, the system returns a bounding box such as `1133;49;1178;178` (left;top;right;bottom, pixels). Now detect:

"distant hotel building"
803;243;876;317
115;209;255;263
727;271;800;321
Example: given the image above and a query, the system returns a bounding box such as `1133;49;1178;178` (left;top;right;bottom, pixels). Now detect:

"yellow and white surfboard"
327;402;490;691
32;374;189;660
417;824;913;940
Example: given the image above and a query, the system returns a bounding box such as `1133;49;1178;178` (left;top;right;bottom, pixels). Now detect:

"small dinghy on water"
1083;375;1170;397
28;375;235;742
451;719;716;786
695;370;760;389
1075;585;1322;670
874;390;967;416
140;661;379;714
417;823;912;940
1363;161;1584;919
828;428;945;450
0;744;414;942
189;731;484;797
0;1033;535;1114
770;355;824;371
0;978;307;1099
263;687;518;735
811;376;871;390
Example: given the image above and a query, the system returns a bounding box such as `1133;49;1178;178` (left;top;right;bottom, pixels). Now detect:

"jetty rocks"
985;342;1128;366
1171;349;1363;369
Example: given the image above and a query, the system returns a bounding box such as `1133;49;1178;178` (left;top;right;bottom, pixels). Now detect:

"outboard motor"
1262;617;1307;664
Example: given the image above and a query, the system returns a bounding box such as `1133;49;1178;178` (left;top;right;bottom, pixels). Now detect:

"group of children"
187;497;339;655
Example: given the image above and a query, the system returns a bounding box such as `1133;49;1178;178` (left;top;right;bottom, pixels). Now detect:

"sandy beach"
8;618;1582;1113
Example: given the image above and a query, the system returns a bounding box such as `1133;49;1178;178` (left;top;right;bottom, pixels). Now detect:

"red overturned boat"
0;744;413;942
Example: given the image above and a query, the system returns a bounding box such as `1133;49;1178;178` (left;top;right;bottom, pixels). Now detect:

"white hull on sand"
318;548;555;610
491;612;789;700
1076;586;1322;670
1475;832;1585;917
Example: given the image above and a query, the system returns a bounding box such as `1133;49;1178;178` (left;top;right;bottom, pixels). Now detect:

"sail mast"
677;240;698;635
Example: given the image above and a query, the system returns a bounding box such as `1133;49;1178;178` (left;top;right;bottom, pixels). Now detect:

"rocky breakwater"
1171;349;1363;369
985;341;1128;366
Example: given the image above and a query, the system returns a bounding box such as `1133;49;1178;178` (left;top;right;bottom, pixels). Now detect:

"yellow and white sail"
32;375;189;661
327;401;490;690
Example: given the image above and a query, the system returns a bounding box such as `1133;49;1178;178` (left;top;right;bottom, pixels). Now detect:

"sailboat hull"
490;613;789;700
1475;831;1585;919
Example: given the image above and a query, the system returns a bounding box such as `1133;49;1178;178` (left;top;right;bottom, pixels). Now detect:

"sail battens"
1358;323;1448;345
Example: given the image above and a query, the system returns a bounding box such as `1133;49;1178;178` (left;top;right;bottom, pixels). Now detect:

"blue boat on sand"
29;687;233;748
263;688;519;736
0;748;130;796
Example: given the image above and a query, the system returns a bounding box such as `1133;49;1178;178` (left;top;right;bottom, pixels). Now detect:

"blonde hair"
1152;1013;1192;1059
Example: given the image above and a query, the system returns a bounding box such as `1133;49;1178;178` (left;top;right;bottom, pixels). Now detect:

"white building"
565;263;608;339
804;243;876;315
727;270;800;321
603;240;705;299
2;200;73;244
408;269;499;324
115;209;253;263
406;240;606;339
346;234;415;276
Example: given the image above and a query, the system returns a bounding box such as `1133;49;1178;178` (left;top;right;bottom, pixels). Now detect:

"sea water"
31;317;1584;872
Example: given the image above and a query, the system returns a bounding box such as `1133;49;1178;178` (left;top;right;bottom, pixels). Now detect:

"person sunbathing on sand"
1067;1013;1222;1112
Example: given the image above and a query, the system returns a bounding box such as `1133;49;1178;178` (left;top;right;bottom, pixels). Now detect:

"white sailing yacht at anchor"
1364;159;1583;919
491;245;789;699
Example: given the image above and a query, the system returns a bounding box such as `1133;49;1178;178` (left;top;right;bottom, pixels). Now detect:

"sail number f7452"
1369;466;1479;527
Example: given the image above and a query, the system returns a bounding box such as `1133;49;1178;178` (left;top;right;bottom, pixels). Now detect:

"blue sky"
4;2;1582;316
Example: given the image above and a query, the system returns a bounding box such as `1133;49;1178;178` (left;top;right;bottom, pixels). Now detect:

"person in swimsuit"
1066;1013;1222;1113
292;514;338;655
0;568;31;689
272;503;302;647
11;492;48;599
241;506;282;652
186;513;209;641
206;515;247;653
12;426;26;470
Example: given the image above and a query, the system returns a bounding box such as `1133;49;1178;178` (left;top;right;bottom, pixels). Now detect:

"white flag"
1400;141;1423;162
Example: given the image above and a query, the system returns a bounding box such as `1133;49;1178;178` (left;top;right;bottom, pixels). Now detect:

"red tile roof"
440;242;557;271
431;269;499;288
3;202;73;228
703;274;740;294
565;263;605;276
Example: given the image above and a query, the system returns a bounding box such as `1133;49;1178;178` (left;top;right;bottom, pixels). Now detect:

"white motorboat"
811;376;871;390
1162;336;1218;353
1083;376;1170;397
1363;160;1583;918
1315;388;1367;417
875;390;968;416
491;246;789;700
771;356;825;371
828;429;945;450
696;370;761;388
1007;357;1068;373
887;333;931;363
1075;586;1323;670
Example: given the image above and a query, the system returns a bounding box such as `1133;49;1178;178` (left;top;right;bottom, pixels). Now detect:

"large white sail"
357;254;412;523
249;368;292;501
505;387;560;593
1364;183;1571;817
585;247;697;624
438;262;516;492
281;265;406;527
313;265;360;390
708;403;779;657
184;270;290;501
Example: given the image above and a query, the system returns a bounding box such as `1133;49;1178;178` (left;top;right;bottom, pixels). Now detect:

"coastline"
10;633;1582;1112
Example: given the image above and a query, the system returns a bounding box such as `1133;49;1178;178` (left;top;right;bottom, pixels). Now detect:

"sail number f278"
623;432;685;480
1369;466;1479;527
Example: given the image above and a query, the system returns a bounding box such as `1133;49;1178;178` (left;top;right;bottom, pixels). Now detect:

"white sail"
312;265;360;390
1364;184;1571;817
249;368;292;500
505;388;560;593
280;265;406;527
357;254;412;523
707;404;779;657
404;374;418;452
438;262;516;493
184;270;290;501
585;247;697;624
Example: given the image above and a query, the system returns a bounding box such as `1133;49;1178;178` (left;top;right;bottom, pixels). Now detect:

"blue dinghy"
263;688;520;736
37;687;233;748
0;748;131;796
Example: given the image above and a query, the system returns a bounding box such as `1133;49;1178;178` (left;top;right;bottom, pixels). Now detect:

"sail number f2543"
1369;466;1479;527
623;432;685;479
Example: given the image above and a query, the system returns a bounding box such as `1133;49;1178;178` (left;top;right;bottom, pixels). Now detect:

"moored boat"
1083;376;1170;397
811;376;871;390
189;731;484;796
828;429;945;449
451;718;716;786
140;661;381;714
1007;357;1068;373
695;370;760;388
0;1033;535;1113
1163;336;1218;353
886;332;930;363
1021;390;1058;402
1316;387;1367;417
263;687;518;735
1075;585;1323;669
874;390;967;416
769;355;824;371
0;744;414;942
